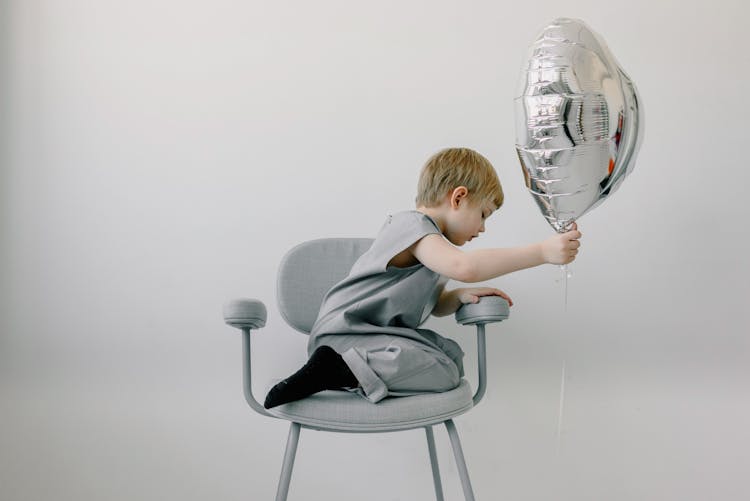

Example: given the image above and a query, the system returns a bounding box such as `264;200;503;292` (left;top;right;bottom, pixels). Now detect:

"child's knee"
433;357;461;390
394;355;461;392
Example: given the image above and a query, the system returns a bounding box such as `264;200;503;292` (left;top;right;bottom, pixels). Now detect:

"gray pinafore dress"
308;210;465;403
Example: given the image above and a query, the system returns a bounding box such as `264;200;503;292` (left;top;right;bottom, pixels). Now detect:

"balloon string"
556;263;571;454
556;359;566;454
558;263;572;311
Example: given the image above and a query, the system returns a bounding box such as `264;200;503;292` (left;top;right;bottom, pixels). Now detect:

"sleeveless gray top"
308;211;450;353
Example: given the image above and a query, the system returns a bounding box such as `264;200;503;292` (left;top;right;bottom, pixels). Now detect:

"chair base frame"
274;419;475;501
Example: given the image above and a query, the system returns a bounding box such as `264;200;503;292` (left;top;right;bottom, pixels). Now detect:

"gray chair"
223;238;510;501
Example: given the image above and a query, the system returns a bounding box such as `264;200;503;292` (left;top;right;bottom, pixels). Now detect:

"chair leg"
444;419;475;501
425;426;445;501
275;422;301;501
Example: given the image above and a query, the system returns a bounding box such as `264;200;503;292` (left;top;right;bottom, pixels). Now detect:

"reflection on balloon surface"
515;18;643;232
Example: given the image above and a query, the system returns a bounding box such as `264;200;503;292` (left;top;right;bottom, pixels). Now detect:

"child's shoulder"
386;210;438;227
377;210;442;239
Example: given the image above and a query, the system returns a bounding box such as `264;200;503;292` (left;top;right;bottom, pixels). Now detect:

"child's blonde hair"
415;147;504;208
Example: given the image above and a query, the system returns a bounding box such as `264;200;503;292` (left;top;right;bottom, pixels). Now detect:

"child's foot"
263;345;358;409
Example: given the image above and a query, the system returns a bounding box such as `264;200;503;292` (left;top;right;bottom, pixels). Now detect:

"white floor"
2;362;748;501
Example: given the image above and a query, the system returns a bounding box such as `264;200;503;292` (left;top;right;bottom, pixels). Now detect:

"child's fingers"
498;291;514;306
566;230;582;240
469;288;514;306
567;240;581;250
458;291;480;304
489;288;513;306
464;294;479;304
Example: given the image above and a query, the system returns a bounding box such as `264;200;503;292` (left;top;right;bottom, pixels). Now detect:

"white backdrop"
2;1;748;500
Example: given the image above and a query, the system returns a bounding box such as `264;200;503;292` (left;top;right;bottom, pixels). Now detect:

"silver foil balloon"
514;18;643;232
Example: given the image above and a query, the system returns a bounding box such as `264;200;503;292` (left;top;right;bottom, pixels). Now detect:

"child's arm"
432;287;514;317
413;225;581;283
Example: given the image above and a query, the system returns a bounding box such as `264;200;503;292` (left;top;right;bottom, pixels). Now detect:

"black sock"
263;345;359;409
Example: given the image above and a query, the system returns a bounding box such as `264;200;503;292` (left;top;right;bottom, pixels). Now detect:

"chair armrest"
222;298;273;418
454;296;510;325
223;298;267;330
455;296;510;407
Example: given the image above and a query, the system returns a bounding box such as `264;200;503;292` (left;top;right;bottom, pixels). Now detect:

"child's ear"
450;186;469;208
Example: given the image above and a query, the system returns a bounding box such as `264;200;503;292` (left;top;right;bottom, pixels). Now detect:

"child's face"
446;196;497;246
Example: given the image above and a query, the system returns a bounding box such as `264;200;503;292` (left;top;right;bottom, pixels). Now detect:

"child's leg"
339;336;463;403
263;345;358;409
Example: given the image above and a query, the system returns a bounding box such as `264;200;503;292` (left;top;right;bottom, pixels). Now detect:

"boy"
264;147;581;409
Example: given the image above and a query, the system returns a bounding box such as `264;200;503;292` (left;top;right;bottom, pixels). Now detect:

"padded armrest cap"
455;296;510;325
223;298;267;330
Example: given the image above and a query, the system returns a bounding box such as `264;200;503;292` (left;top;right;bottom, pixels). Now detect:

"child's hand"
457;287;513;307
541;223;582;265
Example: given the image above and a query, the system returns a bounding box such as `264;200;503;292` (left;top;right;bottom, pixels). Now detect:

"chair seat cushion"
268;380;474;432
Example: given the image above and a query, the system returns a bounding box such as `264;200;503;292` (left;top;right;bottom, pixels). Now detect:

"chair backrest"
276;238;374;334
